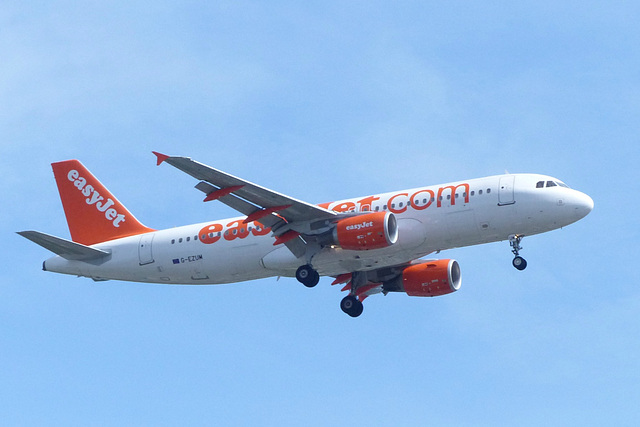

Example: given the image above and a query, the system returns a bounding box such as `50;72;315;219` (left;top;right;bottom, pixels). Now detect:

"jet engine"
331;212;398;251
399;259;461;297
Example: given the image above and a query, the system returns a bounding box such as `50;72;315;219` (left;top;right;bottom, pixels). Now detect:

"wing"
153;152;338;257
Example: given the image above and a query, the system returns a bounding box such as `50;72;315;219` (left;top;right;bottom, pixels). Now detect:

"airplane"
18;152;594;317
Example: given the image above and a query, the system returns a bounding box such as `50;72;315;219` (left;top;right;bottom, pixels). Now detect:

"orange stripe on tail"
52;160;155;245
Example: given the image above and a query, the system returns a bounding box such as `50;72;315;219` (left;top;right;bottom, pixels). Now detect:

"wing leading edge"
153;152;338;257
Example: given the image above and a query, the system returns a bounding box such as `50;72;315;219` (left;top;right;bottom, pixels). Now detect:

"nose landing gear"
512;256;527;270
509;234;527;271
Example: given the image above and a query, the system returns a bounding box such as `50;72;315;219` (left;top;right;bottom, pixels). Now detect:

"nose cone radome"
571;190;594;221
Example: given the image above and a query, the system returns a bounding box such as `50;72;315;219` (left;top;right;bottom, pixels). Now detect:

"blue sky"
2;1;640;425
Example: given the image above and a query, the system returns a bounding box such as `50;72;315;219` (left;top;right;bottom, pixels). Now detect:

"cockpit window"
537;180;570;189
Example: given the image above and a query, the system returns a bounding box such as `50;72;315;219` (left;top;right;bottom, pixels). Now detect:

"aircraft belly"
443;209;481;248
208;243;266;282
46;238;152;282
45;234;265;285
154;240;268;284
312;246;419;277
95;238;163;282
396;218;427;250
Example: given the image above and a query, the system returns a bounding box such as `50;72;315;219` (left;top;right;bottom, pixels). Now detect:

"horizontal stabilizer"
17;231;111;261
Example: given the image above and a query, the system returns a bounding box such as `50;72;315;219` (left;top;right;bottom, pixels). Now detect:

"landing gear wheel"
512;256;527;271
340;295;364;317
508;234;527;271
296;264;320;288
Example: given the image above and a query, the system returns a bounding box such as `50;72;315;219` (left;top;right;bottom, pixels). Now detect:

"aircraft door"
138;233;155;265
498;176;516;206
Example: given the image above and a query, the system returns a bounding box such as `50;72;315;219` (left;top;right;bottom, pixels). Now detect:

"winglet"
152;151;170;166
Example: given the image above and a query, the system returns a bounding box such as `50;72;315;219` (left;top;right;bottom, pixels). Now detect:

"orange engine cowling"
401;259;461;297
332;212;398;250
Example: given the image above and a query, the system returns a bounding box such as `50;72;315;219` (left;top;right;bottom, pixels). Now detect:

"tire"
296;265;309;281
340;295;364;317
296;265;319;287
512;256;527;271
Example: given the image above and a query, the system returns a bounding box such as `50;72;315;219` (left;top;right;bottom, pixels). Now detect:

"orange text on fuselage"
318;183;471;213
197;183;471;245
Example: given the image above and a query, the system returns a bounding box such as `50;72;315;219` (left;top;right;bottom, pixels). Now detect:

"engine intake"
331;212;398;251
400;259;461;297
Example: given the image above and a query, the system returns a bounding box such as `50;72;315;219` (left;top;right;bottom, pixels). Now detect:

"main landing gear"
294;264;363;317
296;264;320;288
340;295;364;318
295;264;364;317
509;234;527;271
340;271;365;318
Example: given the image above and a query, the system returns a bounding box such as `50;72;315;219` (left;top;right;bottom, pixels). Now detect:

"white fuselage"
43;173;594;284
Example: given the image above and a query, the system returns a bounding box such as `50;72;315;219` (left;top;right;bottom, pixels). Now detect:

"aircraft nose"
571;190;594;220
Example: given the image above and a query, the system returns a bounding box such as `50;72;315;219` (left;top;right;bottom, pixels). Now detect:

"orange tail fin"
52;160;154;245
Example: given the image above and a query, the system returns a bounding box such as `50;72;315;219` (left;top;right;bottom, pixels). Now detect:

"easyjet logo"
67;169;126;227
346;221;373;231
197;182;472;247
319;183;471;214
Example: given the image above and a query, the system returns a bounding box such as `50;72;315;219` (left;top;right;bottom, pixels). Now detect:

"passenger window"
186;237;190;242
536;181;544;188
547;181;557;187
479;190;483;195
179;238;183;243
171;239;175;244
471;191;475;196
487;188;491;194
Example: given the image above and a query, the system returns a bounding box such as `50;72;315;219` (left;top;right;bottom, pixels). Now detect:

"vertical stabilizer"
52;160;154;245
